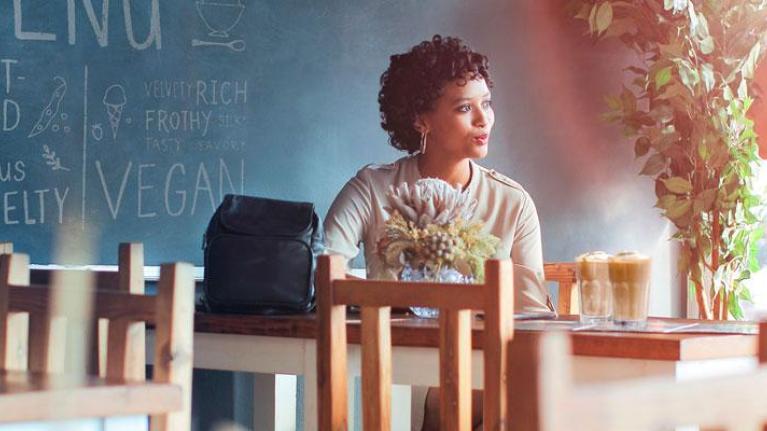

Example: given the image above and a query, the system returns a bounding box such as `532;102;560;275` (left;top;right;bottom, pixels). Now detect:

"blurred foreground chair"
27;242;146;378
0;251;194;430
508;326;767;430
316;255;514;431
543;262;577;315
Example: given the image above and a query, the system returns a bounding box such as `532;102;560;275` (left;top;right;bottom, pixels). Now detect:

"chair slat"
482;259;514;430
151;262;194;431
544;262;577;315
0;370;181;422
334;279;485;310
27;313;53;373
8;287;156;322
317;255;349;431
110;243;146;381
0;254;29;371
439;309;473;431
361;306;392;431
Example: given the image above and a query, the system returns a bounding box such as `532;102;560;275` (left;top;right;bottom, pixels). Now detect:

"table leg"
302;340;318;431
252;373;297;431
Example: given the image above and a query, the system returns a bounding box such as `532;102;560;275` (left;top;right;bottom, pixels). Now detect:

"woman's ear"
414;116;429;134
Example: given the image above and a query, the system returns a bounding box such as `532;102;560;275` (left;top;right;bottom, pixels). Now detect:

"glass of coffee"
575;251;612;324
609;251;652;328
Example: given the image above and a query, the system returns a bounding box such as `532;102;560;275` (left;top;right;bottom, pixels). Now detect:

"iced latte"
609;251;652;328
575;251;611;323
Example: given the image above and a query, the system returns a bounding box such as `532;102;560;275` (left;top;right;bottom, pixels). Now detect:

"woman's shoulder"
473;162;530;198
351;154;414;183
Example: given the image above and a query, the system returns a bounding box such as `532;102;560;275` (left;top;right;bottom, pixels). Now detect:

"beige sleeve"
323;172;371;262
511;192;553;312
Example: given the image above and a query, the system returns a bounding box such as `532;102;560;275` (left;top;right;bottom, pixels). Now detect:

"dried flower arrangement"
377;178;500;282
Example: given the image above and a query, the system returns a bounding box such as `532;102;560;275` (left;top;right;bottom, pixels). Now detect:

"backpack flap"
218;194;314;237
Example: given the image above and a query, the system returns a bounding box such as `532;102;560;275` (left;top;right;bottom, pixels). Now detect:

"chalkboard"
0;1;670;270
0;0;407;265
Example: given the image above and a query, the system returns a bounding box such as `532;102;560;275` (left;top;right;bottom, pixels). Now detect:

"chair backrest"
507;326;767;431
316;255;515;431
18;243;146;379
0;251;194;431
543;262;577;315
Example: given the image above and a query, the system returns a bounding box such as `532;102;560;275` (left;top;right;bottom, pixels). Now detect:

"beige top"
324;154;553;313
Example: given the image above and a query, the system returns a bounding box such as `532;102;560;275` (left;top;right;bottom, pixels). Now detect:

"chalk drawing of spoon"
192;39;246;52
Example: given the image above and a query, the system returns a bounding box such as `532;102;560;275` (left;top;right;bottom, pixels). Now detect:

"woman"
324;35;553;431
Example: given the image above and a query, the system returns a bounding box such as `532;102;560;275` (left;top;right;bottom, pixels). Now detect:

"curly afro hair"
378;35;493;154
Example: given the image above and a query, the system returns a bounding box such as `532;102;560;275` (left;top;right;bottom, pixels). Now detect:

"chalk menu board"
0;0;391;264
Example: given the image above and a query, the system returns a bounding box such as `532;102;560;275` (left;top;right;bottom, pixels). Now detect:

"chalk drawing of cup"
196;0;245;38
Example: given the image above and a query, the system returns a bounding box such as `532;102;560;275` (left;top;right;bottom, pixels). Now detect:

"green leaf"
595;2;614;35
620;87;637;114
640;153;666;176
737;79;748;99
656;194;677;210
677;61;699;90
605;95;622;110
742;41;761;80
588;2;598;34
655;66;673;90
635;137;651;157
662;176;693;194
666;198;692;219
738;286;752;302
728;297;743;320
701;63;715;93
697;141;709;160
698;36;714;54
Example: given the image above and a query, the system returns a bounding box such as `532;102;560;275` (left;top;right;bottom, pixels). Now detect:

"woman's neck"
416;153;472;189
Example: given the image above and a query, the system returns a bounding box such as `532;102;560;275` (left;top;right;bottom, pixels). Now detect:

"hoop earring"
420;131;428;154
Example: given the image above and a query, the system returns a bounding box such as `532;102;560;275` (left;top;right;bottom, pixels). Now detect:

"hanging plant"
568;0;767;319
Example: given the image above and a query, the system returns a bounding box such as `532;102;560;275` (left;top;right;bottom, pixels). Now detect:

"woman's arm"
511;193;553;312
323;172;372;262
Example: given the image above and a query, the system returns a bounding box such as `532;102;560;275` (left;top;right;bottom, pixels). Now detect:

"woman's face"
418;77;494;160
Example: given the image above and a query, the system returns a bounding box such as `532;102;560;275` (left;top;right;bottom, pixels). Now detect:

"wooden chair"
0;251;194;430
316;254;515;431
507;326;767;431
543;262;577;315
28;242;146;379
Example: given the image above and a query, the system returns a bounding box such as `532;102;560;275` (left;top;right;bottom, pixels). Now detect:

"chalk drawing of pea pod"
28;76;67;138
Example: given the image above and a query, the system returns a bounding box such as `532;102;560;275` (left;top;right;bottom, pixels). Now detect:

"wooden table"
148;313;758;431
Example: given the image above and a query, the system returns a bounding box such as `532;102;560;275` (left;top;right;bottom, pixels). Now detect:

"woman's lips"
473;134;489;145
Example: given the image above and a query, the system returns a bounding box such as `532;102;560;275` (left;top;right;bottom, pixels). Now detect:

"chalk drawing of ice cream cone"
103;84;127;140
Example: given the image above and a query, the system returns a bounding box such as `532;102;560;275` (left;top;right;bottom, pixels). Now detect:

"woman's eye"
482;100;493;109
457;104;471;113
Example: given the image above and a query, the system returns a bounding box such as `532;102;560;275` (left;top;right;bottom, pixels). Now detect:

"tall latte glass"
575;251;611;323
609;251;652;328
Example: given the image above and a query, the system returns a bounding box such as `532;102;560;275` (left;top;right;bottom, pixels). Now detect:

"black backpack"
202;194;324;314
